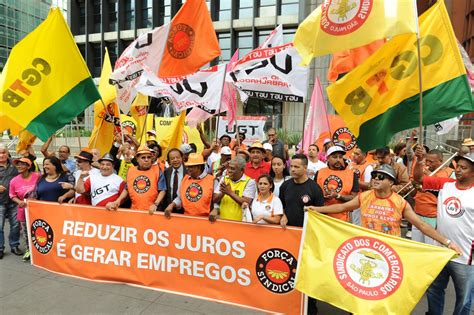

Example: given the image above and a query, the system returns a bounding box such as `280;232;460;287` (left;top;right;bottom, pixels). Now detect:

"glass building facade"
0;0;51;70
68;0;329;132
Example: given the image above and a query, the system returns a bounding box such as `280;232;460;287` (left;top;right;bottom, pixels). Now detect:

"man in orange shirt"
113;146;167;213
315;145;358;222
412;149;454;244
244;142;270;180
164;153;217;221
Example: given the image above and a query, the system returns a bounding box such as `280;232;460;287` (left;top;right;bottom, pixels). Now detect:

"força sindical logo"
167;23;195;59
256;248;297;294
321;0;373;36
333;236;403;300
31;219;54;254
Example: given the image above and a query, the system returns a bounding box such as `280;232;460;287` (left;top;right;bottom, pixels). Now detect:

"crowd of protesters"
0;127;472;315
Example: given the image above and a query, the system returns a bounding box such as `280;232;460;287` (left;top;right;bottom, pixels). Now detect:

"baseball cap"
263;143;273;152
326;145;346;157
220;146;232;155
180;143;193;154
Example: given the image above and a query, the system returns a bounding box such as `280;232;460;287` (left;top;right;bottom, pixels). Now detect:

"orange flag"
327;39;385;82
315;115;357;156
159;0;220;77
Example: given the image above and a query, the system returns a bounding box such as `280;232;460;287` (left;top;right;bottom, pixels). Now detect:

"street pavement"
0;228;457;314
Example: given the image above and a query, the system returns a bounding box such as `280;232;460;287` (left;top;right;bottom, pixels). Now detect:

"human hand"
0;185;6;193
209;208;218;223
148;204;157;215
280;215;288;229
448;242;463;256
220;182;232;195
58;195;67;204
106;201;119;211
252;215;264;224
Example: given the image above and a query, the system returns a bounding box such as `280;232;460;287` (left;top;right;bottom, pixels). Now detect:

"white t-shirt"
251;194;284;224
85;173;125;207
307;160;326;180
274;176;292;198
73;168;100;198
207;152;221;171
424;177;474;265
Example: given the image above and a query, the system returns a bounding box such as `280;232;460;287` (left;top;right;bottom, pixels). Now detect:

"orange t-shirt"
180;174;215;217
316;167;354;222
359;190;407;237
414;167;454;217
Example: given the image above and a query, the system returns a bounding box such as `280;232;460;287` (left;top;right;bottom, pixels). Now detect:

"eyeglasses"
371;173;388;181
140;156;152;160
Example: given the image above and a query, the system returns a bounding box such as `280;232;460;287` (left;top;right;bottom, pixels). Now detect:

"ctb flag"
0;8;100;141
327;0;474;151
294;0;416;64
296;211;456;314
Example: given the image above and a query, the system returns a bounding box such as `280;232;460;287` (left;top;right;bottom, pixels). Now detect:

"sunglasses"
140;156;152;160
371;173;389;181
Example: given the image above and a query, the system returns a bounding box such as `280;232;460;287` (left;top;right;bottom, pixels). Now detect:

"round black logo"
333;127;356;151
133;175;151;194
185;182;203;202
167;23;195;59
256;248;297;294
31;219;54;254
323;175;343;194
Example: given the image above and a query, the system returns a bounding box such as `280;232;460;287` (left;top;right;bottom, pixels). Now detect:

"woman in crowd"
270;155;291;197
9;157;41;261
35;156;75;203
247;174;283;225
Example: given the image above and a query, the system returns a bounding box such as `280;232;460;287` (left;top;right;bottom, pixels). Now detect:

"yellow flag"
88;48;119;156
296;211;456;314
155;116;204;154
0;8;100;141
158;112;186;159
16;129;36;153
294;0;417;64
130;93;149;144
0;112;23;135
326;0;473;151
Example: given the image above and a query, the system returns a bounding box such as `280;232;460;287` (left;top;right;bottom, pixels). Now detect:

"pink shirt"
9;172;41;222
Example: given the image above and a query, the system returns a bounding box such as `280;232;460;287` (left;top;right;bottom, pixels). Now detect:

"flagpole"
301;102;307;152
414;1;424;146
215;64;228;143
74;117;82;149
100;98;124;145
138;98;152;145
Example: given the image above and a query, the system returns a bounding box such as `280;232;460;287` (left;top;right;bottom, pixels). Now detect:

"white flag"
434;116;462;135
109;24;170;114
136;64;227;114
230;43;308;103
260;24;283;48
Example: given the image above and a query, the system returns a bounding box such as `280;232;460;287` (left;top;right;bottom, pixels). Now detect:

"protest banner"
27;201;304;314
155;116;204;153
217;116;266;146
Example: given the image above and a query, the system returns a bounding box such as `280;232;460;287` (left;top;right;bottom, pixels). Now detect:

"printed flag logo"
321;0;373;35
256;248;297;294
167;23;196;59
333;127;356;151
31;219;54;254
333;236;403;300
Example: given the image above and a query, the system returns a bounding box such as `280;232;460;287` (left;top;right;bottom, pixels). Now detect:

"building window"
237;31;253;58
281;0;298;15
283;27;296;44
217;0;231;21
218;32;231;61
161;0;171;24
244;98;282;129
78;0;86;34
238;0;253;19
91;43;102;77
105;41;118;66
257;29;271;46
92;0;101;33
259;0;276;17
140;0;153;28
124;1;135;30
78;43;86;61
107;0;117;32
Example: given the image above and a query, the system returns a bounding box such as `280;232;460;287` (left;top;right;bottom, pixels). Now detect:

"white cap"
326;145;346;157
263;143;273;151
220;146;232;155
147;130;157;136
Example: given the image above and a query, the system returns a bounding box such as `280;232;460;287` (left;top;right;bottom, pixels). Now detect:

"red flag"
159;0;220;77
302;77;329;154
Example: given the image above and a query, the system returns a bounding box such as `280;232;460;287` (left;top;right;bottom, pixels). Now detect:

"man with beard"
114;146;166;213
244;142;270;180
413;148;473;315
315;146;358;222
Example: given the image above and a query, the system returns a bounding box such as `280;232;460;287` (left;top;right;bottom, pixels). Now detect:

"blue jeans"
0;202;20;252
427;261;473;315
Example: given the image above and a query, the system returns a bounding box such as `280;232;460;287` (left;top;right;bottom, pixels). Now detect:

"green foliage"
276;128;301;146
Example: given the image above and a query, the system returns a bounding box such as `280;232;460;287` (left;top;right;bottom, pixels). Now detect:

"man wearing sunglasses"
413;148;473;315
113;146;167;213
307;164;462;254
